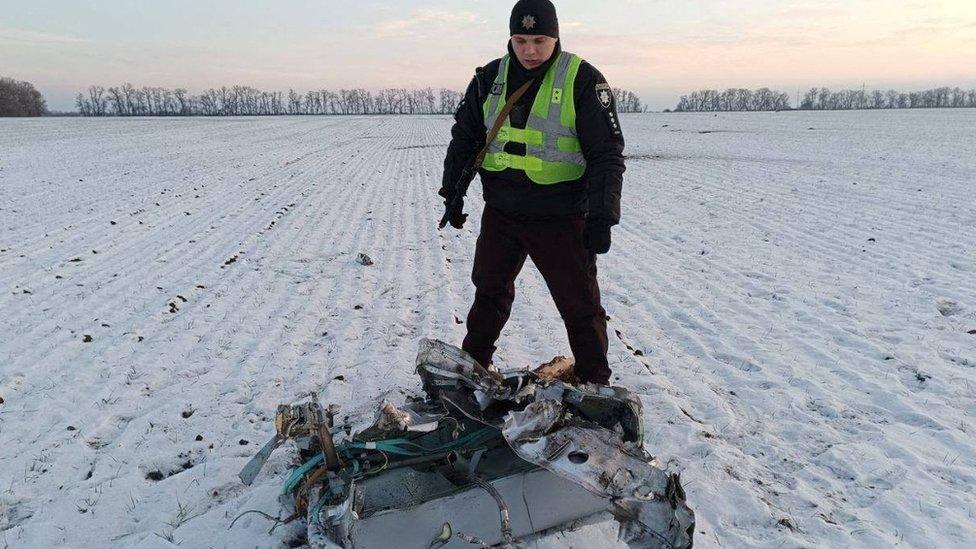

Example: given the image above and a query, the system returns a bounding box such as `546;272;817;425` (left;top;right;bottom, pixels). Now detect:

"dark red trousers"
462;206;611;384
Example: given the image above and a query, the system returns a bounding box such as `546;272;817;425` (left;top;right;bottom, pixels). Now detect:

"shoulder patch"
595;83;613;109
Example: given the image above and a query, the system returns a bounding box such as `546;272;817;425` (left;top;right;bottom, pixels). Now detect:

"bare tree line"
76;83;646;116
76;84;465;116
800;87;976;110
674;88;792;112
674;85;976;112
0;77;47;117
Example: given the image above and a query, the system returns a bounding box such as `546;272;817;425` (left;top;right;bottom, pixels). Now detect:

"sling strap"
474;78;535;170
437;75;535;230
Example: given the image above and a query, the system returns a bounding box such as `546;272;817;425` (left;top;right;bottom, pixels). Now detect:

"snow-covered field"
1;110;974;548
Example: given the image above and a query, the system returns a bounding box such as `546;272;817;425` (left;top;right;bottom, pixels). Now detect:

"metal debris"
240;338;695;548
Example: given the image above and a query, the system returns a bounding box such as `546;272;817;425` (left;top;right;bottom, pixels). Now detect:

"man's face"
511;34;558;70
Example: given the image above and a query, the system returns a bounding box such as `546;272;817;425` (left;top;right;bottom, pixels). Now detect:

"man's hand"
442;198;468;230
583;220;612;254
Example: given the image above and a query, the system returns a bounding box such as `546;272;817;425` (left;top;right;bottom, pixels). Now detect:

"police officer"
439;0;625;384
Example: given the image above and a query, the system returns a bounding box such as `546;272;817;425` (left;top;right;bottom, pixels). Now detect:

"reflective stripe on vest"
481;52;586;185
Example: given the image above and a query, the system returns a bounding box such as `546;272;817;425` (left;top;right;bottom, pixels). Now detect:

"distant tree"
753;87;773;110
0;77;47;116
884;90;899;109
870;90;885;109
773;91;790;110
338;89;352;114
801;88;817;110
404;88;416;114
303;90;318;114
815;89;825;110
75;93;91;116
89;86;108;115
360;88;374;114
287;89;300;114
106;86;125;115
131;87;147;115
950;87;966;108
908;92;921;108
119;83;137;115
174;88;189;115
438;88;463;114
718;89;734;111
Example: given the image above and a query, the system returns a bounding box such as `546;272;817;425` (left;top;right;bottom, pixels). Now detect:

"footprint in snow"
936;299;962;317
0;498;34;531
142;451;200;482
713;352;762;373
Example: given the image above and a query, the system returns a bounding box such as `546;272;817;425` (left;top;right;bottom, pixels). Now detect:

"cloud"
371;9;479;37
0;27;88;45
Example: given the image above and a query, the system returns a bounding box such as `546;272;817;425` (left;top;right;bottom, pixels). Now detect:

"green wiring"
310;492;332;525
281;453;324;494
344;427;496;457
283;426;501;519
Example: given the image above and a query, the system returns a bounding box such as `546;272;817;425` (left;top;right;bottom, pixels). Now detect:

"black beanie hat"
510;0;559;38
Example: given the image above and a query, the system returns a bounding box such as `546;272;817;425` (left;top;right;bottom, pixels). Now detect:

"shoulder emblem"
596;83;612;109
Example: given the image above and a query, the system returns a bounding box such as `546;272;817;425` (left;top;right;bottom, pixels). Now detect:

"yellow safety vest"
482;52;586;185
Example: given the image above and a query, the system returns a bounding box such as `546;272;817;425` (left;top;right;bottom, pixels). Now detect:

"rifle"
439;78;535;229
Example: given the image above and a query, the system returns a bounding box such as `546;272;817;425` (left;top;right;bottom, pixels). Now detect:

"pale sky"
2;0;975;111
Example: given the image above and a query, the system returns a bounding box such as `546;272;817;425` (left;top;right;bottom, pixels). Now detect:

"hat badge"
521;15;536;30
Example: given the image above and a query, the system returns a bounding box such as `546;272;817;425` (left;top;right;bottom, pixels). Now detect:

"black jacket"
440;42;625;225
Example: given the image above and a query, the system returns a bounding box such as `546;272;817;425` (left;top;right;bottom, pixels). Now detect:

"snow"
1;110;974;548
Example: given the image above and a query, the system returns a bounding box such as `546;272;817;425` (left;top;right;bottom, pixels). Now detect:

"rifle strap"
438;77;535;229
473;78;535;169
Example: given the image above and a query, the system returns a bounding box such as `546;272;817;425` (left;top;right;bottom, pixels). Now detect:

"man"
439;0;625;385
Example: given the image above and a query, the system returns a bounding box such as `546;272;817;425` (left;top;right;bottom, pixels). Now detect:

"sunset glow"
2;0;974;110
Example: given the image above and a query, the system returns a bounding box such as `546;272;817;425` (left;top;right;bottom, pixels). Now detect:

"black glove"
443;199;468;229
583;220;612;254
